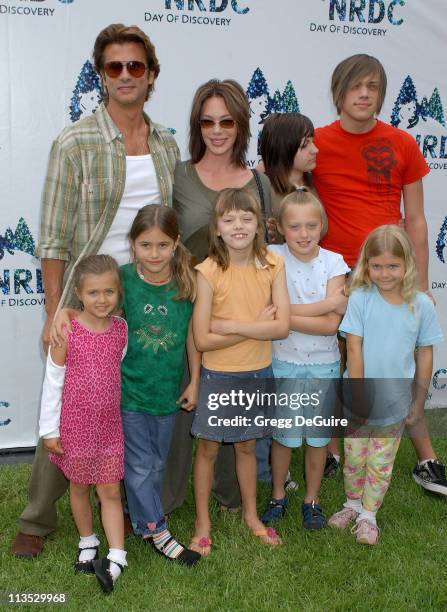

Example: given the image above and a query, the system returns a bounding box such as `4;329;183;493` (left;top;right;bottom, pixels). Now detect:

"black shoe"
324;453;340;478
412;460;447;495
74;546;99;574
92;557;123;594
149;537;201;567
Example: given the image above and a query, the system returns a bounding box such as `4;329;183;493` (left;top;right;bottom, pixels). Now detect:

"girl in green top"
120;205;201;566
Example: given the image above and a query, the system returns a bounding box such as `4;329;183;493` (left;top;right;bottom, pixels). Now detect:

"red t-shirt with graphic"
313;120;429;266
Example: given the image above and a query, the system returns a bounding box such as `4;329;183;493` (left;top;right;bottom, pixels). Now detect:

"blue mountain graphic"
0;218;36;261
246;68;300;154
69;60;103;123
246;68;300;116
391;76;446;129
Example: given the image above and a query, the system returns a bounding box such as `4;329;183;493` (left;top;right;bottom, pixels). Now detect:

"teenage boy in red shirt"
313;54;446;495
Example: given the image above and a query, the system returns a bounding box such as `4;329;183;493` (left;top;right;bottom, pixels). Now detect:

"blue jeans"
256;436;272;482
121;410;176;536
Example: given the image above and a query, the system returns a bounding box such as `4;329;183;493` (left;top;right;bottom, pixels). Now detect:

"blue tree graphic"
282;81;300;113
246;68;269;100
427;88;446;127
69;60;102;123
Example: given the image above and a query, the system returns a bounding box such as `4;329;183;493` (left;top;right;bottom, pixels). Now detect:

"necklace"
137;265;172;285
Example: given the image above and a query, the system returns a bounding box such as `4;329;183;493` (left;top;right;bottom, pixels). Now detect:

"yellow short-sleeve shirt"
195;251;284;372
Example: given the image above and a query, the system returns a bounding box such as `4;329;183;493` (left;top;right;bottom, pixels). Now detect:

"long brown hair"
209;188;269;271
129;205;196;301
189;79;250;167
260;112;315;195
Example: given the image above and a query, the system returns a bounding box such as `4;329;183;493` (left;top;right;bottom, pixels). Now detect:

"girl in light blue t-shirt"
328;225;443;545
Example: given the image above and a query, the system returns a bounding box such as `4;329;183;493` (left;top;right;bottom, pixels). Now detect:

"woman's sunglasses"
104;61;148;79
199;118;236;130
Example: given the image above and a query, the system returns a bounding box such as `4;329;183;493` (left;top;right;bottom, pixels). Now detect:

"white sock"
418;458;436;467
107;548;127;583
78;534;100;562
357;509;377;526
343;498;362;513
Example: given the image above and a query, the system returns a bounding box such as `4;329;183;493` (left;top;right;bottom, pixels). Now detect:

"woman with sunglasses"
161;80;273;520
173;79;272;262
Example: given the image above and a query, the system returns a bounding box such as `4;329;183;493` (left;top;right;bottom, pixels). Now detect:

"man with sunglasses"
11;23;179;558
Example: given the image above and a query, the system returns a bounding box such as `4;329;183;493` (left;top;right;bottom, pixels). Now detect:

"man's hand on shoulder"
42;314;55;355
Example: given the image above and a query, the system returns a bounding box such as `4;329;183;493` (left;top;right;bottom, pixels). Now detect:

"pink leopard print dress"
50;316;127;484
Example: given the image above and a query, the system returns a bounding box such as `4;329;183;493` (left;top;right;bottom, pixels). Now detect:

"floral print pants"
343;421;404;512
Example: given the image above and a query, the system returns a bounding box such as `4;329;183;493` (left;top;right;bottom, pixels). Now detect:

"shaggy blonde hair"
209;188;269;271
349;225;418;305
277;187;328;239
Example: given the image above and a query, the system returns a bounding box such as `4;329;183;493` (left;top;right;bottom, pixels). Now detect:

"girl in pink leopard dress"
39;254;128;592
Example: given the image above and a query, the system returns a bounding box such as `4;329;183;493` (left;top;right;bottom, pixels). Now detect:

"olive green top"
173;161;272;263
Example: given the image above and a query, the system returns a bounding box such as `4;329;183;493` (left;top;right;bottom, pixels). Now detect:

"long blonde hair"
209;187;269;271
129;205;196;301
349;225;418;304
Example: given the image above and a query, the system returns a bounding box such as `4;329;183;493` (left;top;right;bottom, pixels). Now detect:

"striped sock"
152;529;184;559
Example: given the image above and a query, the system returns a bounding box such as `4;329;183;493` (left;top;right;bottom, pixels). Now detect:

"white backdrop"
1;0;447;448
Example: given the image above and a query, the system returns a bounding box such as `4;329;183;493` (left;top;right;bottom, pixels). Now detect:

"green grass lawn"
1;439;446;611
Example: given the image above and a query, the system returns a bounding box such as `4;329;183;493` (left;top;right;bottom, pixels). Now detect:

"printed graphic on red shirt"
361;138;398;195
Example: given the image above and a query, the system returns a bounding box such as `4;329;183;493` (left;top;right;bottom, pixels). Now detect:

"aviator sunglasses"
104;60;148;79
199;118;236;130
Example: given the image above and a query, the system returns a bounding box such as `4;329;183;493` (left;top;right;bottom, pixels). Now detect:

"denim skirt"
191;364;274;443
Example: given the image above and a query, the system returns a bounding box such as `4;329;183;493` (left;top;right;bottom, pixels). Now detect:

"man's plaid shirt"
36;103;180;307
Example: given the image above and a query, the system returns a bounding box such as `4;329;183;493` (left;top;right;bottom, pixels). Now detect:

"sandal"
260;496;288;524
74;546;99;574
302;501;327;530
92;557;124;594
252;526;283;546
189;536;213;557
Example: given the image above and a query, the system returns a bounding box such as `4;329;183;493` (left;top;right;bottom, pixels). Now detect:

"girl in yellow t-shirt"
189;187;290;555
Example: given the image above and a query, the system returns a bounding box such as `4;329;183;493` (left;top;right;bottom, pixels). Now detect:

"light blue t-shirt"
339;285;443;425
